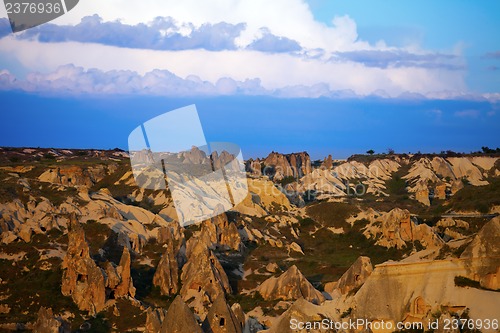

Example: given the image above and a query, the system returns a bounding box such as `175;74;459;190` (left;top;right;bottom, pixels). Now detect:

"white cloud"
1;0;371;52
0;36;467;96
0;0;475;98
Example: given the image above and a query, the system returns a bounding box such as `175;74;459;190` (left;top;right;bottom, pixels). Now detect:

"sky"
0;0;499;159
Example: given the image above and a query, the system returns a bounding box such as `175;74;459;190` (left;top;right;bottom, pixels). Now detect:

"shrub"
454;276;480;289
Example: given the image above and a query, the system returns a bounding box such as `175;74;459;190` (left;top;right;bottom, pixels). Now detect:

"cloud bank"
1;64;497;102
0;0;486;99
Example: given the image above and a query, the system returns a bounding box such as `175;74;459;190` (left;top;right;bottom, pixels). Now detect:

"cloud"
1;63;492;102
7;16;247;51
0;64;269;96
3;15;305;53
331;50;462;70
247;28;302;53
0;64;364;98
0;34;471;97
454;110;480;118
4;0;371;53
0;0;477;98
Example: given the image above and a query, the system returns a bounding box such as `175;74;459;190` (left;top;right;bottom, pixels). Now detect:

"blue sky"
310;0;500;93
0;0;499;158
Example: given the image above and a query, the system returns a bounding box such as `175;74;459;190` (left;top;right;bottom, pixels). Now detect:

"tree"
366;149;375;155
387;148;395;155
481;146;496;154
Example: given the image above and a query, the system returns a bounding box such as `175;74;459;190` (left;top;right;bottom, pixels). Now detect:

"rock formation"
32;307;67;333
414;180;430;206
181;146;209;165
335;256;373;295
245;158;262;176
161;296;202;333
114;247;136;298
153;239;180;296
480;266;500;291
434;183;447;200
202;294;242;333
460;216;500;289
145;307;166;333
353;259;500;326
38;165;108;187
256;265;325;304
362;208;442;249
263;151;311;181
321;154;333;169
230;303;246;332
61;214;106;315
267;298;334;333
197;213;241;252
180;240;232;314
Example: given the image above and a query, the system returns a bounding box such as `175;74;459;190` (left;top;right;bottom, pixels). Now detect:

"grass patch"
447;178;500;214
306;202;359;229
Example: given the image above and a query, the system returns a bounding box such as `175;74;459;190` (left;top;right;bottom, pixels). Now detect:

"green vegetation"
447;178;500;214
278;176;297;187
386;174;407;196
0;233;78;325
306;201;359;229
454;276;481;289
454;276;499;292
294;218;412;284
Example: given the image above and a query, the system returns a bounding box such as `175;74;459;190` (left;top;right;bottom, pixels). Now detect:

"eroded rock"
202;294;242;333
160;295;202;333
257;265;325;304
61;214;106;315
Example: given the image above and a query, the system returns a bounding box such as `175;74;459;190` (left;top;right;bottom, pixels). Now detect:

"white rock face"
354;259;500;326
298;158;401;197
